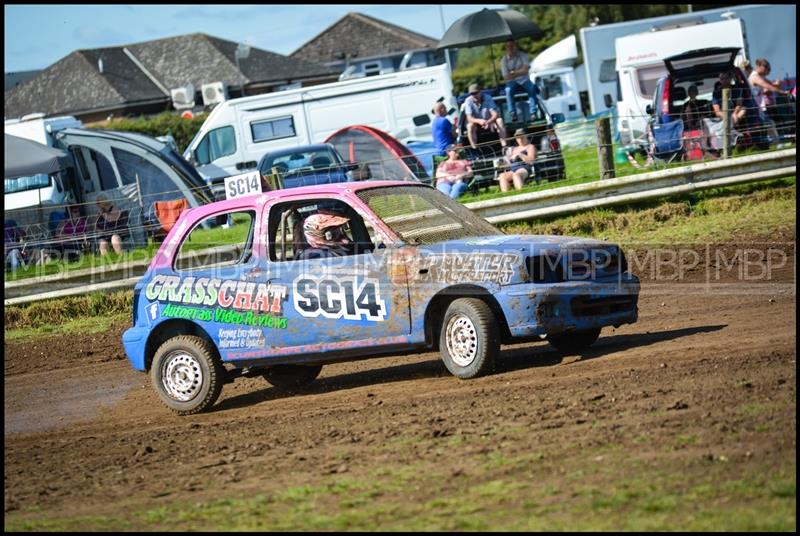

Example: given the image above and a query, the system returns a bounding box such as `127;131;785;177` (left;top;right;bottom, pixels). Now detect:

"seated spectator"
53;204;89;262
435;144;473;200
94;195;130;256
497;129;537;192
464;83;508;151
4;219;27;271
501;39;539;121
681;85;706;131
431;101;455;157
711;71;749;127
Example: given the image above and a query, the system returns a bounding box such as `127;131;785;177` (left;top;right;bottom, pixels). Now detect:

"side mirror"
413;114;431;126
603;94;614;108
645;104;653;115
551;113;566;125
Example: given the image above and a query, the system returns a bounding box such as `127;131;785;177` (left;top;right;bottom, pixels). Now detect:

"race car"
123;181;640;414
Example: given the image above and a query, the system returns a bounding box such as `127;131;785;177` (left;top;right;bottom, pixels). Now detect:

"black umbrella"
4;133;70;180
437;8;543;86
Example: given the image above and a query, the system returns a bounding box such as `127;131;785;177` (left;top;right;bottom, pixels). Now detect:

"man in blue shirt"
431;101;455;157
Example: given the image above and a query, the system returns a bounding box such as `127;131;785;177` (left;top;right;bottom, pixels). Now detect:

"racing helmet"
302;212;351;249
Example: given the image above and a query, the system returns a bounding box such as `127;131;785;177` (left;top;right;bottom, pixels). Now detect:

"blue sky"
4;4;508;72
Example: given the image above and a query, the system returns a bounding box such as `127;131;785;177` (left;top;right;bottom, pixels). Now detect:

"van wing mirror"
603;93;614;108
413;114;431;126
551;113;565;125
645;104;653;115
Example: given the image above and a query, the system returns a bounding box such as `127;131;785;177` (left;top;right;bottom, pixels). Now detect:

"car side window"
268;199;374;262
174;210;255;271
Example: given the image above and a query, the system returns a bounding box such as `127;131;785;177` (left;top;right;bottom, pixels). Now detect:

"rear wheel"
547;328;601;353
439;298;500;379
151;335;224;415
262;364;322;392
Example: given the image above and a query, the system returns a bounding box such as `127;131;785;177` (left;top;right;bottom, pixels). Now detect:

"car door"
259;195;412;357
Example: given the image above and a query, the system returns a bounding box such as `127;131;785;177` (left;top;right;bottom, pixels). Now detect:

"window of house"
174;211;255;272
250;116;296;143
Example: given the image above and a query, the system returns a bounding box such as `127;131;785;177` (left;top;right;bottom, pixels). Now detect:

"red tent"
324;125;430;183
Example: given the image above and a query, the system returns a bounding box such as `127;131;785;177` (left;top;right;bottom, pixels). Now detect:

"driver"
299;212;355;259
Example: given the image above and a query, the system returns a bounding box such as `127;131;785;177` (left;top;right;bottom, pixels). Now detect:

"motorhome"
614;18;747;146
4;114;213;246
529;35;588;121
183;62;455;194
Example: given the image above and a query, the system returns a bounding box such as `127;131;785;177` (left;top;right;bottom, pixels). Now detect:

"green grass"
502;179;796;245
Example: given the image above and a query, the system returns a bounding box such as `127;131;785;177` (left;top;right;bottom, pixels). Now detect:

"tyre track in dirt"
4;243;796;525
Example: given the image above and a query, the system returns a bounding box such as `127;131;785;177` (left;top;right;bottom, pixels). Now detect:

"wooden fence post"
722;87;731;159
596;116;615;179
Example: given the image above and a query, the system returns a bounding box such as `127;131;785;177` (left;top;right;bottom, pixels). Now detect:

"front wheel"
547;328;601;353
151;335;224;415
262;364;322;392
439;298;500;379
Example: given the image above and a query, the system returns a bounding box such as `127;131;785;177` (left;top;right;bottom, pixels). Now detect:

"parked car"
454;89;567;190
257;143;360;189
644;47;770;161
123;181;640;414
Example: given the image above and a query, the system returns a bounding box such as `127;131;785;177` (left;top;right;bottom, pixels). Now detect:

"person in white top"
501;39;540;122
748;58;790;114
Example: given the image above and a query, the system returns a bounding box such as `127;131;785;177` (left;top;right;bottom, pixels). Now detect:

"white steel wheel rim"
446;314;479;367
161;352;203;402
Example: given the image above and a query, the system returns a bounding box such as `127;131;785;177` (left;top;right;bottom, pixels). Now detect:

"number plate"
224;171;261;200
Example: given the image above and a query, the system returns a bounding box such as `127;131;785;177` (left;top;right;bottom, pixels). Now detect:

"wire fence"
4;99;796;273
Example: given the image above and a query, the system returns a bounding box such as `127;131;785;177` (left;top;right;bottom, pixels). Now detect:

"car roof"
181;180;425;217
263;144;333;158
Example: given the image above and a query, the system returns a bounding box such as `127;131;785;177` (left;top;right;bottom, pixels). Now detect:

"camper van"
183;63;455;195
614;18;747;146
4;114;213;246
529;35;588;121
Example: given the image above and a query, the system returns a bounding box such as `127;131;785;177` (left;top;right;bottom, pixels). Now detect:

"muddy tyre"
547;328;601;353
151;335;224;415
263;364;323;392
439;298;500;379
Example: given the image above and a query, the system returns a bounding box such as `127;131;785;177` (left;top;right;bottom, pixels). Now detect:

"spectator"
711;71;749;127
738;58;752;79
94;195;130;256
54;204;89;262
681;84;705;131
4;219;27;271
748;58;790;115
497;129;537;192
501;39;539;122
464;83;508;151
431;101;455;157
435;144;473;200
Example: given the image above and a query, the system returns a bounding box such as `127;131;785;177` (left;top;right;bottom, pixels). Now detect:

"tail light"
661;78;671;117
549;131;560;152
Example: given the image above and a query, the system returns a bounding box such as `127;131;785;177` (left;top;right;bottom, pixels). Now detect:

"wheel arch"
144;319;219;372
423;284;512;348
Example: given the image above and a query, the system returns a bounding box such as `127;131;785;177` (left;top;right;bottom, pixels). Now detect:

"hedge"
87;112;208;153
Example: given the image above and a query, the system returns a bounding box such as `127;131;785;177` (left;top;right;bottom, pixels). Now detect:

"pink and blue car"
123;181;640;414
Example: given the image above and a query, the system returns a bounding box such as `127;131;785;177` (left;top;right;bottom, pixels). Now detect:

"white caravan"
530;35;587;121
614;17;747;146
184;62;455;185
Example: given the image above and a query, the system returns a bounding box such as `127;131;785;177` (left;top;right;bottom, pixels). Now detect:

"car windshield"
262;149;338;174
356;185;502;245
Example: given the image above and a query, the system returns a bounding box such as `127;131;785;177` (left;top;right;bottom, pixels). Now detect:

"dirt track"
4;241;796;529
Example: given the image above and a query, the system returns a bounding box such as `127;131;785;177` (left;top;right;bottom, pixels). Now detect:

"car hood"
416;234;614;255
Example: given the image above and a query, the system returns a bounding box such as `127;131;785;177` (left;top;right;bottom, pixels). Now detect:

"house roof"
291;12;439;65
4;33;337;120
